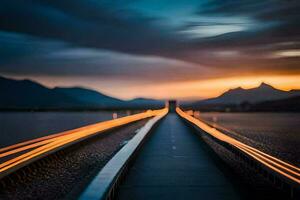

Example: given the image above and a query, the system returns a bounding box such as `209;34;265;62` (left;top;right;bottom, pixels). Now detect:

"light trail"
0;138;57;158
0;108;168;178
234;143;300;182
176;107;300;185
198;118;300;173
0;130;79;154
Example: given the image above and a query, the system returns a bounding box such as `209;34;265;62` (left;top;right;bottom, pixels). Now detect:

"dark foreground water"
0;111;131;147
197;112;300;167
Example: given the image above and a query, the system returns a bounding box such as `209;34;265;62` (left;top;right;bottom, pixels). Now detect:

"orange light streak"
0;108;168;177
201;119;300;173
176;107;300;185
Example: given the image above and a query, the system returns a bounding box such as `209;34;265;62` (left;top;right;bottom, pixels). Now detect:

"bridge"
0;104;299;199
115;113;240;200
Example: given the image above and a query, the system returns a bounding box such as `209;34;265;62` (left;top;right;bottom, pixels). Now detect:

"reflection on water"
0;111;129;147
198;112;300;166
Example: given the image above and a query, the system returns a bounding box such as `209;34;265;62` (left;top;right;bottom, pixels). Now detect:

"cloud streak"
0;0;299;98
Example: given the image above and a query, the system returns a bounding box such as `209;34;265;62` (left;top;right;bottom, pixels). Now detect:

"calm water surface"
198;112;300;166
0;111;131;147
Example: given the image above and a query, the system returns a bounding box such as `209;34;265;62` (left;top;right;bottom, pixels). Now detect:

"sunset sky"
1;0;300;100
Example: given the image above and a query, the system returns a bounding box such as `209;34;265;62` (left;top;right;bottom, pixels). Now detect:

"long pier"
116;113;240;200
81;108;300;200
1;107;299;199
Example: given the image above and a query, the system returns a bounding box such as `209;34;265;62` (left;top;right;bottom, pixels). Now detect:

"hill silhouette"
0;76;164;110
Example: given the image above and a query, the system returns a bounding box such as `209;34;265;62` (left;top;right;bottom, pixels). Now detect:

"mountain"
127;98;165;109
53;88;164;109
53;87;124;108
0;76;164;110
188;82;300;109
0;76;80;109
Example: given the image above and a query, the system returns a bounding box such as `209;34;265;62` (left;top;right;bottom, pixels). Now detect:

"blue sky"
0;0;299;99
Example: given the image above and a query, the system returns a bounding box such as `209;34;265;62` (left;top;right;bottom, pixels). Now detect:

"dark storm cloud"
0;31;67;64
0;46;207;81
196;0;300;45
198;0;300;20
0;0;179;56
182;0;300;73
0;0;299;81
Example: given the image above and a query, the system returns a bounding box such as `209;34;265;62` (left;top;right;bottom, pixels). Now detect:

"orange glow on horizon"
5;74;300;100
121;75;300;100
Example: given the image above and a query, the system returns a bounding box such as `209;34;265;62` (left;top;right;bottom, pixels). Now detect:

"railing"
79;108;168;200
0;108;167;179
176;107;300;196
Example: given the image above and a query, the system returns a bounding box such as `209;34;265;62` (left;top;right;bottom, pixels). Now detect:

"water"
197;112;300;167
0;111;131;148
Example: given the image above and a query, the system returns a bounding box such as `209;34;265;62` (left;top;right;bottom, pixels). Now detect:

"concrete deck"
116;114;241;200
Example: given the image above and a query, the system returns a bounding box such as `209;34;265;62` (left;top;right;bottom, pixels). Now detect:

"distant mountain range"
0;76;164;110
185;83;300;111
